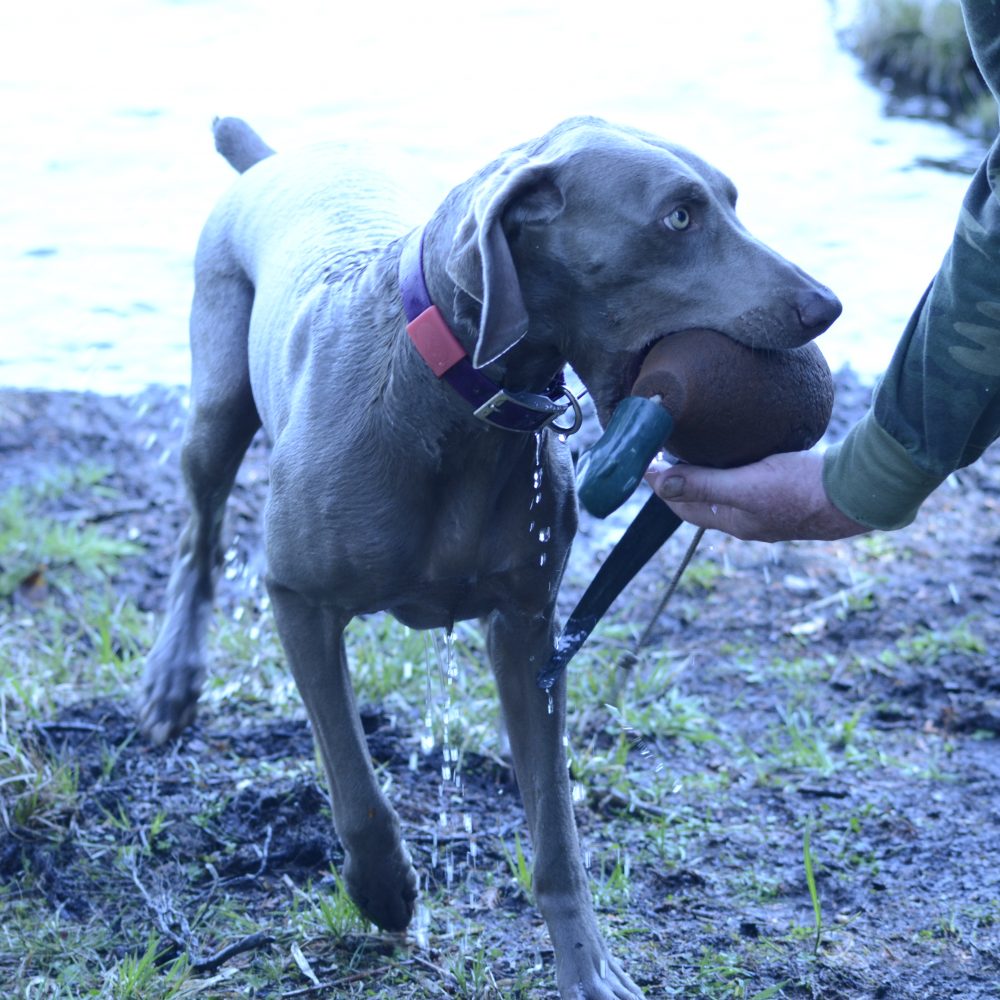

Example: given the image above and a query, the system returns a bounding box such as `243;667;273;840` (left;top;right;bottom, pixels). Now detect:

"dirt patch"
2;373;1000;998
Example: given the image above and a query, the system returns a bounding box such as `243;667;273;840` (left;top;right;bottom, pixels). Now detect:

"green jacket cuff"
822;410;946;531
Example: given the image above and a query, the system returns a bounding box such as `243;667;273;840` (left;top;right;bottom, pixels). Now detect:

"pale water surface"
1;0;983;392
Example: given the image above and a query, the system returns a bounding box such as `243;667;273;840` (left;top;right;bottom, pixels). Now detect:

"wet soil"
2;371;1000;998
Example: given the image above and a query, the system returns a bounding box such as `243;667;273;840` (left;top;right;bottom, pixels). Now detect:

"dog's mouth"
626;335;668;393
591;327;743;427
611;328;720;414
588;335;666;427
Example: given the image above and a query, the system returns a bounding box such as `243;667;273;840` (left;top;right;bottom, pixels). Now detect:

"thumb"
647;464;744;506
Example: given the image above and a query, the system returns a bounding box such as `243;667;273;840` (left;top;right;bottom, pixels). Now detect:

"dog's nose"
796;287;842;335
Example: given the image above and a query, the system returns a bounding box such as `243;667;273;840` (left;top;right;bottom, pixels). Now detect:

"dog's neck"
399;227;575;434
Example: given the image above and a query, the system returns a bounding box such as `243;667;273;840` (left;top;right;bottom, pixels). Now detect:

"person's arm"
652;2;1000;541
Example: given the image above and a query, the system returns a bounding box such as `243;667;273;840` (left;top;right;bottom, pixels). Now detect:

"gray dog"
141;116;840;998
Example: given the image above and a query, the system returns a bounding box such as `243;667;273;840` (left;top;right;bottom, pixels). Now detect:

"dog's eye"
663;207;691;231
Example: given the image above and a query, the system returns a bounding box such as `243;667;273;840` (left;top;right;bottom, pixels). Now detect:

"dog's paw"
567;961;645;999
137;647;205;745
550;919;646;999
343;843;418;933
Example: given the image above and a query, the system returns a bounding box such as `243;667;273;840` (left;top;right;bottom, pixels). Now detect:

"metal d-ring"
548;386;583;436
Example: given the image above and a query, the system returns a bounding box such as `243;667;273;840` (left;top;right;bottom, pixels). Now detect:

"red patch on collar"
406;305;467;377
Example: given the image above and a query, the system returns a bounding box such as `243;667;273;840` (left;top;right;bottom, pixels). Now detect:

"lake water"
2;0;985;393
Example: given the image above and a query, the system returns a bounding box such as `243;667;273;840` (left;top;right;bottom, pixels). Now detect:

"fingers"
662;496;789;541
644;451;868;542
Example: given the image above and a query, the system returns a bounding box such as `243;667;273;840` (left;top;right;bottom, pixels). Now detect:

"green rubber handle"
576;395;674;518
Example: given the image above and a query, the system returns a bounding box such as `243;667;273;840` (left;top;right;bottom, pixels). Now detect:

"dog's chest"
388;488;563;623
265;428;574;624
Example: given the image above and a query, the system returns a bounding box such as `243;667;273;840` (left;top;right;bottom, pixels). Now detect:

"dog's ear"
446;157;564;369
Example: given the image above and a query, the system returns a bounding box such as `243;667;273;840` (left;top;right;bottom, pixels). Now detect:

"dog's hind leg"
266;584;419;931
140;270;261;743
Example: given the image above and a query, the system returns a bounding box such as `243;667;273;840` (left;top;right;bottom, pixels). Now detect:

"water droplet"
409;751;418;771
463;813;473;833
584;850;592;869
546;691;554;715
599;958;608;979
413;904;430;949
538;526;551;543
533;468;544;489
539;552;548;567
421;732;434;754
439;811;448;828
442;764;452;781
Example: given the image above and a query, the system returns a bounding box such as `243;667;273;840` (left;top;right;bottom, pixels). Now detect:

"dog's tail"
212;116;276;174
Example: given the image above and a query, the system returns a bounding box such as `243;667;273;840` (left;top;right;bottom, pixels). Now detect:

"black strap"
537;495;683;690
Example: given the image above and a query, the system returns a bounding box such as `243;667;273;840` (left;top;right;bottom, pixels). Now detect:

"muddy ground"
1;373;1000;998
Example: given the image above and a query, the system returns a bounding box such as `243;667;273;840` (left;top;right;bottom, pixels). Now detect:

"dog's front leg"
267;581;418;931
487;610;645;1000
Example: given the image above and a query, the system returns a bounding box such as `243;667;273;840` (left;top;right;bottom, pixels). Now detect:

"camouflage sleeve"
823;0;1000;530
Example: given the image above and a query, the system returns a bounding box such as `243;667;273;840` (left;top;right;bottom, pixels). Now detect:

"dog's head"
441;116;841;423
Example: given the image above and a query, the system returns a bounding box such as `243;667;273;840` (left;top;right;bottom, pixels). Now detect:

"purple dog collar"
399;229;578;433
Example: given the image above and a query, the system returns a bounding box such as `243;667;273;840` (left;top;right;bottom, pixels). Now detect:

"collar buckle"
473;388;518;423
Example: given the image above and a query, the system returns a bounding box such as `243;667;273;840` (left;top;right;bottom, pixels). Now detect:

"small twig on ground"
407;818;522;844
409;953;453;995
783;579;874;618
126;853;182;948
190;931;275;974
32;721;104;734
592;786;671;818
255;823;273;877
796;784;850;800
281;961;410;997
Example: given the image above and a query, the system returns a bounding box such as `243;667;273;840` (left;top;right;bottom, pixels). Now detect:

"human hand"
646;450;867;542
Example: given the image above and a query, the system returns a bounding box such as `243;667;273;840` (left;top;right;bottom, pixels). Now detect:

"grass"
0;464;140;599
802;824;823;956
2;460;999;998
